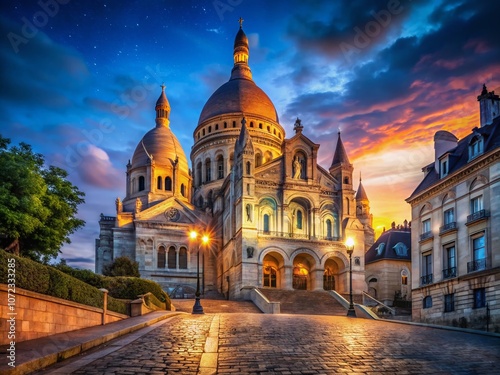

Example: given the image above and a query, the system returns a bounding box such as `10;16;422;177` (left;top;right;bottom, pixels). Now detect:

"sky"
1;0;499;270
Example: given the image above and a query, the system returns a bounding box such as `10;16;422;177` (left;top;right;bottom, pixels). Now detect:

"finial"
161;83;165;92
238;17;244;29
481;83;488;95
293;117;304;134
241;115;247;127
359;171;362;182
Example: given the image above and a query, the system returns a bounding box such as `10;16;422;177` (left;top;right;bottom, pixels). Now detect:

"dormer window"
469;135;484;160
440;157;449;178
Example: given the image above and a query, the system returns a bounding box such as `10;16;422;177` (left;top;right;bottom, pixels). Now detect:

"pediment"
255;157;283;180
135;197;207;225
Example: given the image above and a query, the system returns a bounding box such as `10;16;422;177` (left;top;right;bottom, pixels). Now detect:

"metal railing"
420;274;433;286
442;267;456;279
467;209;489;224
439;222;457;234
467;258;487;273
420;231;433;241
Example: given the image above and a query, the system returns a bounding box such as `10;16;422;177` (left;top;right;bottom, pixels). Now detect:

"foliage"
55;261;171;310
0;136;85;262
102;256;140;277
0;250;127;314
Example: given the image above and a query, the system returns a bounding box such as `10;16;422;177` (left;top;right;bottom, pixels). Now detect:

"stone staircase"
258;289;348;315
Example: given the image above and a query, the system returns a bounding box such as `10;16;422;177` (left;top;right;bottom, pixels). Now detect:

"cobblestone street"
41;305;500;375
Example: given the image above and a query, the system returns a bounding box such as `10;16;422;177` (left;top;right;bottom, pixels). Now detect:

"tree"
0;136;85;262
103;256;140;277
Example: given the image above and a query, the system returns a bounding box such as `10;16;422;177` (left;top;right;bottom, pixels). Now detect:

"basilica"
95;24;375;299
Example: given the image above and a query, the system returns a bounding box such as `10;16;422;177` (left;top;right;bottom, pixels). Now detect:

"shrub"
102;256;140;277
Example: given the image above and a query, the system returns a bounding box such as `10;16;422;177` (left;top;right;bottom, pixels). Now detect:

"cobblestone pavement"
46;312;500;375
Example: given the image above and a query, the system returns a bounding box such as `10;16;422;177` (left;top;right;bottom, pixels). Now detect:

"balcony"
420;231;433;242
467;258;487;273
442;267;456;279
466;210;489;225
439;222;457;235
420;274;433;286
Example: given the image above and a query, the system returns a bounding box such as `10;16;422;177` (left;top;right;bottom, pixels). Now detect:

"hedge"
0;250;127;314
55;263;171;310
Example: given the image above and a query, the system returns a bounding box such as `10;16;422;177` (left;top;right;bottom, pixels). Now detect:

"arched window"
250;121;254;128
168;246;176;269
217;155;224;179
246;161;251;175
205;159;211;182
157;246;166;268
326;219;332;238
157;176;162;190
179;247;187;269
138;176;145;191
196;162;202;186
263;214;270;233
297;210;303;229
215;123;219;130
180;183;185;197
165;177;172;191
255;153;262;167
224;122;227;128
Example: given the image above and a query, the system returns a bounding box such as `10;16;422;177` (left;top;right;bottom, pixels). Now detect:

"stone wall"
0;284;128;345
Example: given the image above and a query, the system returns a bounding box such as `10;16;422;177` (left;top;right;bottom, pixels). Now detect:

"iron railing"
442;267;456;279
420;231;433;241
467;258;487;273
420;274;433;285
467;209;489;224
439;222;457;234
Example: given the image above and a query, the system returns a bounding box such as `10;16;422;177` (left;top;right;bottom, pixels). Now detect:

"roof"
365;228;411;264
330;132;350;168
356;179;368;200
408;116;500;200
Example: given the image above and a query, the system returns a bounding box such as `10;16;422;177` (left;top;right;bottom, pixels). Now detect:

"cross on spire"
161;83;165;91
238;17;244;29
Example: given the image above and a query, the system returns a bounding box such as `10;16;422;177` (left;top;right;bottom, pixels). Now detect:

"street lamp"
345;237;356;317
189;230;209;314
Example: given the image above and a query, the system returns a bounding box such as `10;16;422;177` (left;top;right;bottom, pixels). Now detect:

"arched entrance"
262;252;284;288
292;253;315;290
323;257;342;291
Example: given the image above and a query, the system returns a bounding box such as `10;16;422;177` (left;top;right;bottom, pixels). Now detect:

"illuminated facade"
406;85;500;331
96;24;375;299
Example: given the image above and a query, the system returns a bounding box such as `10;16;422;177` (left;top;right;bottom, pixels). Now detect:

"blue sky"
1;0;499;269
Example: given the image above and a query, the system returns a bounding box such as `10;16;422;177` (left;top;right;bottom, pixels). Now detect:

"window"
297;210;303;229
179;247;187;269
393;242;409;257
157;176;162;190
473;288;486;309
473;235;485;261
138;176;145;191
469;135;483;159
208;125;212;133
263;214;270;233
202;128;205;136
470;196;483;214
246;161;251;175
401;275;408;285
157;246;166;268
215;124;219;130
440;159;448;178
180;183;185;197
259;123;263;129
217;156;224;179
443;245;456;279
423;296;432;309
444;208;454;225
165;177;172;191
421;252;433;285
343;177;349;184
422;218;431;233
444;293;454;312
250;121;254;127
205;159;212;182
255;153;262;167
196;162;202;186
263;266;277;288
168;246;176;269
233;121;236;128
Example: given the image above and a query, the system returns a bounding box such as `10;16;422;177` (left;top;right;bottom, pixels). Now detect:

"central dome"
198;79;279;125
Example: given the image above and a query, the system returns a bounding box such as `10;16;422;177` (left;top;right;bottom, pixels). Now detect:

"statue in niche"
293;156;302;179
246;204;252;222
115;197;123;213
135;197;142;213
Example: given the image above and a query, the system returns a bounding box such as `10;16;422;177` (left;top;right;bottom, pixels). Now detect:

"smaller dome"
131;125;189;172
234;28;248;49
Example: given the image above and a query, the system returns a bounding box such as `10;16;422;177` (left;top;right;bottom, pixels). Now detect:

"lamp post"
190;230;209;314
345;237;356;317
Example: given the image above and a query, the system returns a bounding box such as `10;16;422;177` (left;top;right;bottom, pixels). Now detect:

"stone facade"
407;85;500;332
96;25;375;299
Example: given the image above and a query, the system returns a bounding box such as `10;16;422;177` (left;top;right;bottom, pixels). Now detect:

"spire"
356;173;369;201
235;116;253;154
330;132;351;168
231;18;252;80
155;84;171;127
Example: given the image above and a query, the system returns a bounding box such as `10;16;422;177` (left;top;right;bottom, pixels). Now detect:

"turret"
329;132;355;217
231;18;252;80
